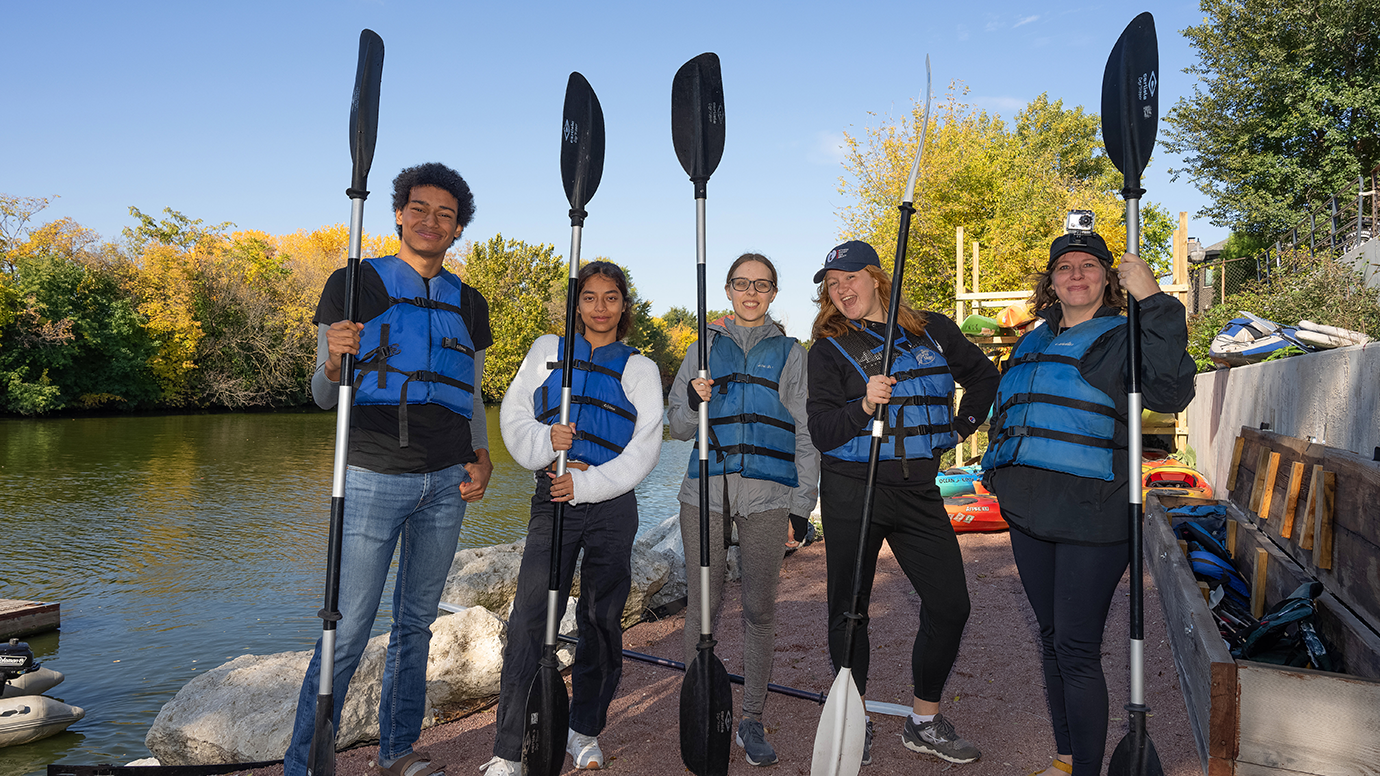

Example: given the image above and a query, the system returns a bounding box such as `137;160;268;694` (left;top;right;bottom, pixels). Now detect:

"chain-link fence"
1186;255;1267;315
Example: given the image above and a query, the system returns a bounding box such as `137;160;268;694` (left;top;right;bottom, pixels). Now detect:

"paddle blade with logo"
522;653;570;776
811;669;867;776
561;72;605;213
671;52;725;192
679;648;733;776
1100;11;1158;196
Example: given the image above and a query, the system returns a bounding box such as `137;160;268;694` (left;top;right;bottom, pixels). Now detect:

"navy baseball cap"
813;240;881;283
1048;232;1114;270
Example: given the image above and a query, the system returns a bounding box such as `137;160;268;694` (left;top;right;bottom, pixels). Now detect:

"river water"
0;408;691;775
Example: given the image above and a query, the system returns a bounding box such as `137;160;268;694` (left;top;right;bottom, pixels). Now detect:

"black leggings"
1009;529;1128;776
820;469;970;701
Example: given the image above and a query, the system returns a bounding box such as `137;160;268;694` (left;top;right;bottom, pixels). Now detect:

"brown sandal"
376;752;445;776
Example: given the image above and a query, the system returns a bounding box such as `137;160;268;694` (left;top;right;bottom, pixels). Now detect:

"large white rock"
145;605;506;765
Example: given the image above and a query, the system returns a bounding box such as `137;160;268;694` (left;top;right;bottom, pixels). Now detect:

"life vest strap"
537;394;637;424
997;391;1124;420
714;372;781;393
708;412;795;433
1011;352;1082;368
892;365;951;381
999;424;1117;449
572;429;626;456
708;443;795;463
545;358;624;381
442;337;474;357
390;295;464;316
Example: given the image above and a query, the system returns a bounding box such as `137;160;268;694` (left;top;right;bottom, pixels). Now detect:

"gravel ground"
260;531;1202;776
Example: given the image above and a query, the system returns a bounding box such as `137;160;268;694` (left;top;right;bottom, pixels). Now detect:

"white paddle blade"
811;669;866;776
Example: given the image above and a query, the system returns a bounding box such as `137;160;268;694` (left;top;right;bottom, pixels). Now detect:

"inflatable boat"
0;639;84;748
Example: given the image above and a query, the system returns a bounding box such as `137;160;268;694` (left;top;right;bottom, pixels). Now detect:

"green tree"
1164;0;1380;237
462;235;565;403
0;220;158;414
840;88;1173;315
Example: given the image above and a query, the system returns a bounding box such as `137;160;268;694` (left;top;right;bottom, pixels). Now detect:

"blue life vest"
824;323;957;468
354;256;475;447
533;335;639;467
982;315;1126;480
686;331;799;487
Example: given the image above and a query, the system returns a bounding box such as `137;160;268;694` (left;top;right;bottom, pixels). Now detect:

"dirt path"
266;531;1202;775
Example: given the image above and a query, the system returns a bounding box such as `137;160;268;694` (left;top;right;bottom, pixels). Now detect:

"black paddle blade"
521;655;570;776
1108;712;1165;776
561;72;606;213
670;52;726;189
679;647;733;776
1100;12;1158;194
306;694;335;776
348;29;384;194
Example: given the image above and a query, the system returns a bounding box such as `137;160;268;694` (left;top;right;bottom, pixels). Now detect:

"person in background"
285;162;492;776
807;240;998;766
982;229;1195;776
667;252;820;766
483;261;663;776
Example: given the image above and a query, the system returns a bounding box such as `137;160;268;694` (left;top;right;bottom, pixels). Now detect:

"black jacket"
985;293;1196;544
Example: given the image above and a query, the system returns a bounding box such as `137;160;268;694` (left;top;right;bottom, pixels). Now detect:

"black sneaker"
735;718;778;766
861;718;874;766
902;714;980;763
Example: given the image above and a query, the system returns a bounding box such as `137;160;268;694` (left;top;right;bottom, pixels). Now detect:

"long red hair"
812;264;928;341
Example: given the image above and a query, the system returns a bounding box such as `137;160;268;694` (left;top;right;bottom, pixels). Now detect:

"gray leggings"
678;502;788;720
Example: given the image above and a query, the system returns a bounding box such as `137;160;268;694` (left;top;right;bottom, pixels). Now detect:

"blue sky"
5;1;1223;339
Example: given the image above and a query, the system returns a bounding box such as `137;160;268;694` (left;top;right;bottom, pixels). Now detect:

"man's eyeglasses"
728;278;776;293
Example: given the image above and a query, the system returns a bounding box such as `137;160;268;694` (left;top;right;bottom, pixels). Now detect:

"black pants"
492;475;639;762
820;469;970;701
1009;529;1128;776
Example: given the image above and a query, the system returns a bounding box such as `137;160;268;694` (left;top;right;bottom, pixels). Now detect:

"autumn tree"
839;88;1174;315
463;235;565;402
1164;0;1380;237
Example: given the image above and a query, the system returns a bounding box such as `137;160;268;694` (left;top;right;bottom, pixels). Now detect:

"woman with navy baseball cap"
807;239;999;765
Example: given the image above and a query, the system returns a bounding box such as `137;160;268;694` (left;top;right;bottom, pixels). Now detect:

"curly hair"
1028;258;1126;313
575;260;634;341
391;162;476;236
811;264;928;341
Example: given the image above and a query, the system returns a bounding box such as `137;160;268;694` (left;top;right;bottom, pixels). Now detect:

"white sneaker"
566;728;604;769
478;756;521;775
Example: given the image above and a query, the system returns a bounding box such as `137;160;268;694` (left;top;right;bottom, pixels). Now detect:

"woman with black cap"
982;233;1194;776
807;239;999;766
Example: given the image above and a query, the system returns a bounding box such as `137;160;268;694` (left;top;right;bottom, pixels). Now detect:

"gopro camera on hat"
1048;210;1113;270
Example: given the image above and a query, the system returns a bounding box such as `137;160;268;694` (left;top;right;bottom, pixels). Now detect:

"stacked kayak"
1143;464;1215;500
1209;312;1370;367
939;466;1008;532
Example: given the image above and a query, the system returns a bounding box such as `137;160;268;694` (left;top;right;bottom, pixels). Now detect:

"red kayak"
945;495;1008;533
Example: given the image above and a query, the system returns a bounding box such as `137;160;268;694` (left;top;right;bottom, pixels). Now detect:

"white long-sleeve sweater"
499;334;663;506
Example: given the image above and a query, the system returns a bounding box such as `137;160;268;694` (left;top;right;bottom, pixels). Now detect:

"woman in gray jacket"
667;252;820;767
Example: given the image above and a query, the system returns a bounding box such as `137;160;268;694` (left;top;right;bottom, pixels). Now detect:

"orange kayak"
1143;465;1214;500
945;495;1008;533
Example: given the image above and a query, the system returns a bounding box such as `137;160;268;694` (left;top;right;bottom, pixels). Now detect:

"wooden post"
1226;521;1238;558
1299;465;1323;550
1252;548;1269;619
971;241;980;294
1220;257;1227;303
1281;462;1306;538
1226;436;1245;492
1178;539;1190;558
1312;470;1336;570
1198;581;1212;604
1248;447;1272;514
955;226;965;323
1257;452;1281;520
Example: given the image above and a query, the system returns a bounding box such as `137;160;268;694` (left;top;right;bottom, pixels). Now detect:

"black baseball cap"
1048;232;1114;270
813;240;881;283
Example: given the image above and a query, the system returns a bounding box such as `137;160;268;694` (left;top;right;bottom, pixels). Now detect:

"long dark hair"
575;260;634;340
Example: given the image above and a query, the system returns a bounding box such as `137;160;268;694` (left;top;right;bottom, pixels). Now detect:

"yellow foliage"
127;243;204;405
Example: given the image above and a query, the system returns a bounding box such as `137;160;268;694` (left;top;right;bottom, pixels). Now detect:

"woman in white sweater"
484;261;663;776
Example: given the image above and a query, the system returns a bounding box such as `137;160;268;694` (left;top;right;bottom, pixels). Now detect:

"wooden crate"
1146;493;1380;775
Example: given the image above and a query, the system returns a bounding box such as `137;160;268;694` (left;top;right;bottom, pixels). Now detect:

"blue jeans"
284;463;471;776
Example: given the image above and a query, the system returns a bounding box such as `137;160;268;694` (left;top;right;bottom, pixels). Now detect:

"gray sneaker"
861;718;874;766
735;718;778;766
902;714;980;764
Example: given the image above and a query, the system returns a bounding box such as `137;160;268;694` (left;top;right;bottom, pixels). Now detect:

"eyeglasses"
728;278;776;293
